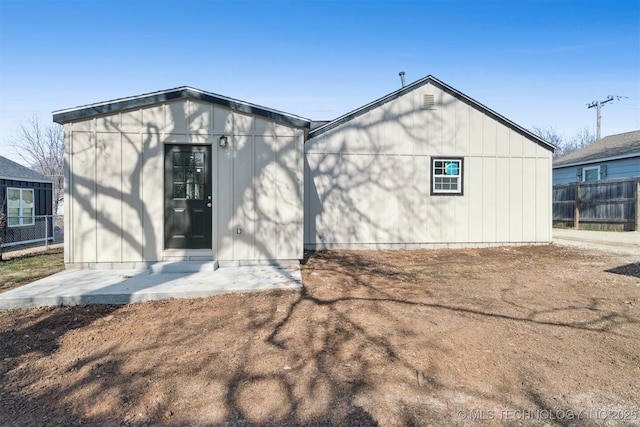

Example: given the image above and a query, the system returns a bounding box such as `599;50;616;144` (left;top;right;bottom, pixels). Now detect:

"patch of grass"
0;248;64;293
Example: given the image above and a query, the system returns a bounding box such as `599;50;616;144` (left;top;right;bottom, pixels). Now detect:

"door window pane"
173;152;184;166
194;152;204;167
174;183;185;199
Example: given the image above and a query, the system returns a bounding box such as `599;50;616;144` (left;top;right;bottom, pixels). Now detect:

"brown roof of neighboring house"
554;130;640;167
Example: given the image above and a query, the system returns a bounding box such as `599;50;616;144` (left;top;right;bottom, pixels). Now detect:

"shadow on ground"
1;245;638;426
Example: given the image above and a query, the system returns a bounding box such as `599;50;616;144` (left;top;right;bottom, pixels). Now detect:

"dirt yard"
1;245;639;426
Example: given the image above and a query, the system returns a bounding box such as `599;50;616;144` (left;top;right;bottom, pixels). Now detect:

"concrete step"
149;261;218;274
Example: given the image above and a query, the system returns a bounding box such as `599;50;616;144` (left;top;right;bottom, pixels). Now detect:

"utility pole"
587;95;614;140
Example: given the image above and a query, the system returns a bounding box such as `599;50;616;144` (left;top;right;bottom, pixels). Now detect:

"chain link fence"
0;215;64;250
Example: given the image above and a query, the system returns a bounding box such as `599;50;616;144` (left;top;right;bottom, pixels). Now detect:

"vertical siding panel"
509;131;523;157
439;197;455;243
382;103;399;155
254;136;276;259
121;110;142;133
509;157;524;242
96;113;120;133
483;115;497;156
428;88;443;156
522;133;536;157
427;196;443;243
468;108;483;156
536;157;551;242
496;157;510;242
165;101;188;134
496;123;510;157
95;132;122;262
254;117;275;136
482;157;497;242
397;95;414;155
317;153;341;244
188;100;212;134
441;90;456;153
234;112;254;136
467;157;484;242
350;154;372;243
386;155;400;242
522;158;536;241
213;106;233;134
453;164;469;242
71;132;96;263
455;100;470;155
303;153;312;245
397;155;414;242
233;135;255;259
217;137;234;260
141;130;164;262
414;91;429;155
275;136;302;258
142;105;164;134
63;125;72;264
413;155;429;242
308;152;330;245
121;132;143;261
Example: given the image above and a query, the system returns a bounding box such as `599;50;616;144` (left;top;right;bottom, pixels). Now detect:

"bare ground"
0;244;639;426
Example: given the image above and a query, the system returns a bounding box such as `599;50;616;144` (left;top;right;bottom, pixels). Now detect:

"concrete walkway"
553;228;640;256
0;263;302;310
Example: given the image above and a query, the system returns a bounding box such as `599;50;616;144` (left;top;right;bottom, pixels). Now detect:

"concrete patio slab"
0;264;302;310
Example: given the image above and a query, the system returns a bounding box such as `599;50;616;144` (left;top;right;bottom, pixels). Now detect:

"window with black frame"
431;158;463;195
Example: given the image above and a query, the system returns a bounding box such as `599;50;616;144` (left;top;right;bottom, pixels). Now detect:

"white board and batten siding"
304;80;553;249
63;98;305;268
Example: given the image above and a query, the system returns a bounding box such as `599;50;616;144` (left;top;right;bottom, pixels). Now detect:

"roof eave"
0;175;54;184
553;151;640;168
53;87;311;130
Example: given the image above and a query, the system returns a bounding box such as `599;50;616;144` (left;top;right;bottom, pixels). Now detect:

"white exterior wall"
304;83;553;249
64;99;305;267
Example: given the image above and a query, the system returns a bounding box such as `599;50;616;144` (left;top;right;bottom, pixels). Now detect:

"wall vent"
422;94;436;109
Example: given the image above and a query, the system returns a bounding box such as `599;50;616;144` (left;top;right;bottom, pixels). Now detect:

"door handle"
207;202;212;208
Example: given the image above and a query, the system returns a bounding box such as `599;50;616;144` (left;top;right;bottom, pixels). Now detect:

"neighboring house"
553;130;640;184
0;155;54;247
53;75;555;269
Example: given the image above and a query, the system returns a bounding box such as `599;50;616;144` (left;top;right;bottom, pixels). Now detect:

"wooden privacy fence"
553;177;640;231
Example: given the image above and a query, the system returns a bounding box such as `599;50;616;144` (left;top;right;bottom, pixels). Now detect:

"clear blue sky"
1;0;638;164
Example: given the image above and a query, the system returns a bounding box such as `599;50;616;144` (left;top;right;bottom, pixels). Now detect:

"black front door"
164;145;212;249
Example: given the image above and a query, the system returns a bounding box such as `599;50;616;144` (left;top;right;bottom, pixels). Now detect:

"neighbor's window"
7;188;35;226
583;166;600;182
432;158;463;195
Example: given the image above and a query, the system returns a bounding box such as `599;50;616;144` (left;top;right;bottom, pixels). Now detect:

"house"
304;75;555;249
0;155;54;248
53;75;554;269
553;130;640;184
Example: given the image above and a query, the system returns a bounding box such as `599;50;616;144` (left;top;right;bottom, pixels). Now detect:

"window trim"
582;165;600;182
431;157;464;196
6;187;35;227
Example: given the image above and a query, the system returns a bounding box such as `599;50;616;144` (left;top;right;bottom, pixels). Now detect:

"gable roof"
553;130;640;168
309;75;555;152
52;86;311;129
0;156;53;183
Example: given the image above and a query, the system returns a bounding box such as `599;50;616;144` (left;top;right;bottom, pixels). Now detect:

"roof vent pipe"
399;71;406;87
